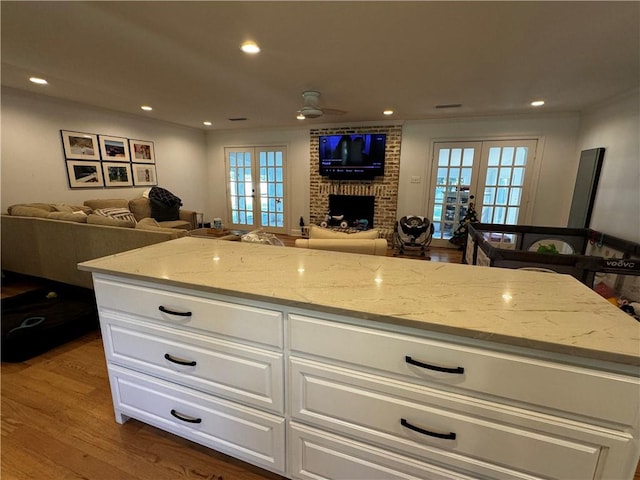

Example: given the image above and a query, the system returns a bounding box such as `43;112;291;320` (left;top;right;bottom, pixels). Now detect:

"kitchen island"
79;237;640;479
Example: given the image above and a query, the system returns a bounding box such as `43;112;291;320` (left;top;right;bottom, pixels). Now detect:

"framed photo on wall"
129;139;155;163
102;162;133;187
60;130;100;160
98;135;130;161
132;163;158;186
65;160;104;188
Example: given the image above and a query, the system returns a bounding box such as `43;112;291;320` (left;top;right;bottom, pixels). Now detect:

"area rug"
1;283;99;362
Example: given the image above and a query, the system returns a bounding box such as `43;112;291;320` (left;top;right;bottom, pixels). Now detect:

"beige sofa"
1;198;197;288
84;197;197;230
294;225;388;256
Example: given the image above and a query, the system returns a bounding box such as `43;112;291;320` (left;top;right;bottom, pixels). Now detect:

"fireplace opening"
327;194;375;229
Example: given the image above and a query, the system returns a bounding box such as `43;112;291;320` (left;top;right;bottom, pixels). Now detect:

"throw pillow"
93;207;137;224
47;211;88;223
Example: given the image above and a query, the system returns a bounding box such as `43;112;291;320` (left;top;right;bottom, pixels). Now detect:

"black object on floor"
1;284;99;362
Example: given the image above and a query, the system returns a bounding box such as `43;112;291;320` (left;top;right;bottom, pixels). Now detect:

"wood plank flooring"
2;240;638;479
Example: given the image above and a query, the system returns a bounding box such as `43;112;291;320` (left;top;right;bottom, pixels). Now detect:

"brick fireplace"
309;125;402;238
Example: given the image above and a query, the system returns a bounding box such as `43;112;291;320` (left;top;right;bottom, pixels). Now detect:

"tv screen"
319;133;386;179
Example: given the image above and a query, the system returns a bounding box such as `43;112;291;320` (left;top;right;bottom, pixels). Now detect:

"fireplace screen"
328;194;375;229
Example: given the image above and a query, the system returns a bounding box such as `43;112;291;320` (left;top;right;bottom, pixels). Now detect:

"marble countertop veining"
78;237;640;366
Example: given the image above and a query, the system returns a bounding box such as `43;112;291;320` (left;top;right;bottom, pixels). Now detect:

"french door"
429;139;538;246
225;146;287;234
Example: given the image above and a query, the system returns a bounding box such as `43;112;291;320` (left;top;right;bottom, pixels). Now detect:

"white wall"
576;88;640;242
1;88;208;213
7;86;633;243
398;114;581;227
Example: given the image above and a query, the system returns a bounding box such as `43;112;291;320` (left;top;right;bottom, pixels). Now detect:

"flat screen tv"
319;133;386;179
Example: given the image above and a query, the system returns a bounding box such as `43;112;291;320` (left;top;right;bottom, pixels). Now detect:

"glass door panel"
476;141;537;225
227;149;255;229
429;142;482;244
258;149;286;233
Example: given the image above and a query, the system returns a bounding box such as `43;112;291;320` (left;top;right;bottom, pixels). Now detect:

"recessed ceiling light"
203;121;212;126
296;113;306;120
240;41;260;54
141;105;153;111
383;110;394;115
29;77;48;85
531;100;545;107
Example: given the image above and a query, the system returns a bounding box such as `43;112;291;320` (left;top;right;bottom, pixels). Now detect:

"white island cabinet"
79;237;640;480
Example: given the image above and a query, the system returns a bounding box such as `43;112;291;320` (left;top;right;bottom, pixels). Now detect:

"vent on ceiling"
435;103;462;109
228;117;247;121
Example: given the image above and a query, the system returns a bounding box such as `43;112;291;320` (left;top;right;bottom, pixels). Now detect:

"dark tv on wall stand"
319;133;386;180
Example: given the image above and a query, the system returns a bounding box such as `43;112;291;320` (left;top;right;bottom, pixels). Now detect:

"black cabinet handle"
164;353;197;367
405;355;464;374
159;305;192;317
401;418;456;440
170;409;202;424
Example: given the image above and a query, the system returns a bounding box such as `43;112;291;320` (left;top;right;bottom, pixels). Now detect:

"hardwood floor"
1;330;285;480
2;242;638;479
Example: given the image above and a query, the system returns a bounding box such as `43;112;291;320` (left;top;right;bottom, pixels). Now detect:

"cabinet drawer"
289;422;506;480
108;365;285;474
102;314;284;413
94;277;283;348
290;314;639;425
290;357;602;480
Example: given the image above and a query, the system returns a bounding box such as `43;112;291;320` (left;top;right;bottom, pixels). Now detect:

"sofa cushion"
7;203;55;215
158;220;191;230
52;204;75;213
128;197;152;222
83;198;129;210
309;224;379;240
8;205;52;218
47;211;88;223
87;213;135;228
135;218;188;237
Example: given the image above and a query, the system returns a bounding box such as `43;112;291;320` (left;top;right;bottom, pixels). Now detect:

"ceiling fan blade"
322;108;347;115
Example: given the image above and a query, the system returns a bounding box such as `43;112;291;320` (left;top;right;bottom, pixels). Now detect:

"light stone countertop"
79;237;640;367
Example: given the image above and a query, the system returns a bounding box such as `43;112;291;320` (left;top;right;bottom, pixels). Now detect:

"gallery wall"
1;88;208;214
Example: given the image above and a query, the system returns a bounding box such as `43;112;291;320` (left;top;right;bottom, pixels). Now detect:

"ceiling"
2;1;639;131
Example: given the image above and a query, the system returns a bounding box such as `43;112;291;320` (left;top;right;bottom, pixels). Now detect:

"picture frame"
98;135;130;161
60;130;100;160
102;162;133;187
132;163;158;186
65;160;104;188
129;139;155;163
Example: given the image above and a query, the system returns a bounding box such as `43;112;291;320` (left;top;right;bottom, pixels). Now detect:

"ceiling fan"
297;91;346;119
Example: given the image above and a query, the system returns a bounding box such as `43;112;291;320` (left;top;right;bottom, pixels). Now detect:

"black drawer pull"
405;355;464;374
401;418;456;440
159;305;192;317
164;353;197;367
170;409;202;424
